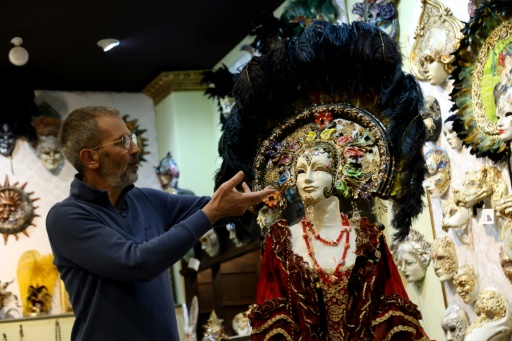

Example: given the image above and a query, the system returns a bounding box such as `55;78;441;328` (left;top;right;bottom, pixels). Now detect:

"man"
46;106;273;340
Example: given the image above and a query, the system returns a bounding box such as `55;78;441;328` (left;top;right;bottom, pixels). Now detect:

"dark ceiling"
0;0;285;93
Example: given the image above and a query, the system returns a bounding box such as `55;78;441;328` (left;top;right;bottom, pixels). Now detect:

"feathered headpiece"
215;21;426;241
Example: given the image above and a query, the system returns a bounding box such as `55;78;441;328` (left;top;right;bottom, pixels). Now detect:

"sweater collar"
69;174;135;208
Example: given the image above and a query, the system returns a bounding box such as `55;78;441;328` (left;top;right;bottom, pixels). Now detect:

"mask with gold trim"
214;20;427;241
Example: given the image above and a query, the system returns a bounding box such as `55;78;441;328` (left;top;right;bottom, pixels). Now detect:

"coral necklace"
301;214;351;285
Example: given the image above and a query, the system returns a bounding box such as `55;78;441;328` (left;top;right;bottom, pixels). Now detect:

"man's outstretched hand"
202;171;275;224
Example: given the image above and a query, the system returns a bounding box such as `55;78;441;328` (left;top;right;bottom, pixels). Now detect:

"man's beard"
100;154;139;189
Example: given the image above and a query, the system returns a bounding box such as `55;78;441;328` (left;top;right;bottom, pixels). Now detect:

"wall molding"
143;70;208;104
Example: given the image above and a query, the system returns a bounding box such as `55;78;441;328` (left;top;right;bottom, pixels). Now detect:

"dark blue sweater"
46;176;211;340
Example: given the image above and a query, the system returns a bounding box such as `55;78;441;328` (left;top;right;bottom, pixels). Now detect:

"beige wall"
155;91;220;196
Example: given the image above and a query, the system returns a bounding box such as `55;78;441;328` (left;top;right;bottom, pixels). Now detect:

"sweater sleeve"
46;193;211;282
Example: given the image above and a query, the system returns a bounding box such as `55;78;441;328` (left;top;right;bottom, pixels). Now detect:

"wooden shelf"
197;241;261;271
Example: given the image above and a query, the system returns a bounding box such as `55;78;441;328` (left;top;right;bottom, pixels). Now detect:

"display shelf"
197;241;261;271
0;312;74;324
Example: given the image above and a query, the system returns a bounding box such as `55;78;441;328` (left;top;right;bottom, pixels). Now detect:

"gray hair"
59;106;120;173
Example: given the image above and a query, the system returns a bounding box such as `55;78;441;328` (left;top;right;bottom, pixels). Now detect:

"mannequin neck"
304;196;343;228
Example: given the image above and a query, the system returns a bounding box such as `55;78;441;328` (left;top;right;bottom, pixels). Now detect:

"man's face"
96;115;140;189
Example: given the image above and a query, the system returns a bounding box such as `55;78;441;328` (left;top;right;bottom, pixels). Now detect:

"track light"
97;39;120;52
9;37;29;66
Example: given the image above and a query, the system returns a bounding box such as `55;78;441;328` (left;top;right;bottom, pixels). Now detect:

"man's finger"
241;182;251;193
222;171;245;189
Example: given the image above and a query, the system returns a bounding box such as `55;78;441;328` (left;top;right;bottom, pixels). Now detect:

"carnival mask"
441;198;470;231
420;50;451;86
496;86;512;142
431;236;458;281
199;229;220;257
0;123;16;157
423;147;450;198
453;166;507;209
391;229;431;283
36;136;63;171
256;206;282;230
441;304;469;341
500;246;512;284
421;96;442;142
220;96;235;119
453;264;479;304
465;288;512;341
443;120;463;150
155;152;180;191
295;145;335;206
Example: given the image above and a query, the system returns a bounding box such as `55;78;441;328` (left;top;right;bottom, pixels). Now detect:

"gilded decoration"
0;176;39;244
466;287;509;336
252;103;393;211
450;2;512;161
453;165;507;209
409;0;463;82
122;114;150;163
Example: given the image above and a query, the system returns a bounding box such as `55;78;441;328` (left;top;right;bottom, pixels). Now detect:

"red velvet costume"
249;218;430;341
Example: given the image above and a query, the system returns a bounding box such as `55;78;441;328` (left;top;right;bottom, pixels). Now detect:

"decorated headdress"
215;21;427;241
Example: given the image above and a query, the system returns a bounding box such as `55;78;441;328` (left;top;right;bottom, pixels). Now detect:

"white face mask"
199;230;220;257
296;149;333;205
441;305;468;341
496;98;512;142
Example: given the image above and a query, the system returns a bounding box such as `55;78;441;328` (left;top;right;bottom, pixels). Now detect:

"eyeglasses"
91;134;137;150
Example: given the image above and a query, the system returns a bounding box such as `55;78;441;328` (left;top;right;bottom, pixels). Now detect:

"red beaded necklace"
303;214;350;246
301;214;351;285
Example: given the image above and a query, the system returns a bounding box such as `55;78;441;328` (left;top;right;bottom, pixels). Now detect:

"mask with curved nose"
296;148;334;206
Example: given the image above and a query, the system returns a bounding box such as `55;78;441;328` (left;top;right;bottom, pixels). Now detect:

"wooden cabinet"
181;235;262;338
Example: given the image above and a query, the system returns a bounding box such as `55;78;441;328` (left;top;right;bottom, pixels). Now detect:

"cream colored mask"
465;287;512;341
423;147;451;197
431;236;458;282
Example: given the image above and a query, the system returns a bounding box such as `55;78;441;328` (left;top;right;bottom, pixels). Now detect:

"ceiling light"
97;38;120;52
9;37;29;66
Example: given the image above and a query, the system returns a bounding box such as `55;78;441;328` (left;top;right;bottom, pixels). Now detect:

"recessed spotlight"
97;38;120;52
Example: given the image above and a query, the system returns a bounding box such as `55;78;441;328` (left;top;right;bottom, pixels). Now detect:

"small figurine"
202;310;227;341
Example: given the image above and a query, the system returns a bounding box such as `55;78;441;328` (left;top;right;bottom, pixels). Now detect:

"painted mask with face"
443;115;463;150
295;144;335;207
441;304;469;341
431;236;458;281
154;152;180;192
496;86;512;143
420;50;452;86
36;136;63;171
441;198;470;231
423;147;451;197
199;229;220;257
0;123;16;157
421;96;442;142
391;229;432;284
453;264;479;304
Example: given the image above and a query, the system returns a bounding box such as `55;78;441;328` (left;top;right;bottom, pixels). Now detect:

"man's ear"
80;149;100;170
